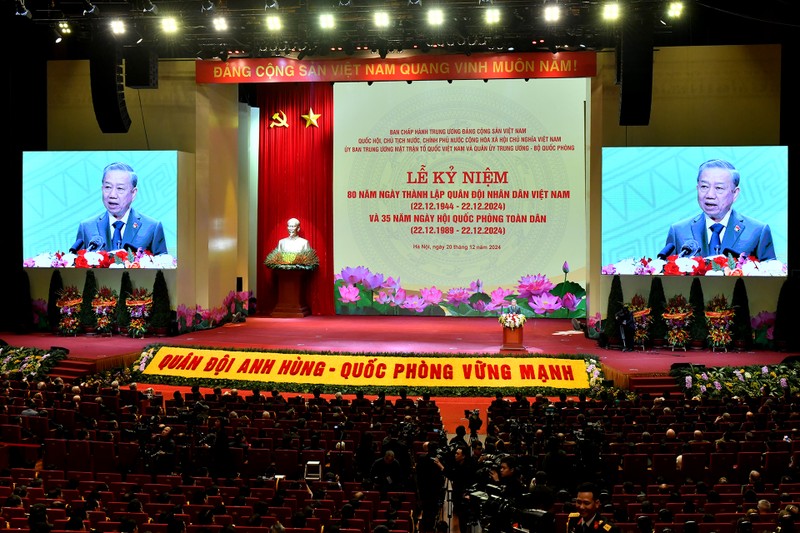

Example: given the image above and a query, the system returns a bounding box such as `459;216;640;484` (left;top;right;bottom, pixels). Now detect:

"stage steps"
627;374;682;397
48;359;97;384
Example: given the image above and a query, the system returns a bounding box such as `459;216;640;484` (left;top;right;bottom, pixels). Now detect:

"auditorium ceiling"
10;0;800;61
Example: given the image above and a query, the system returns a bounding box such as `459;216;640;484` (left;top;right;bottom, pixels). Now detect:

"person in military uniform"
567;482;620;533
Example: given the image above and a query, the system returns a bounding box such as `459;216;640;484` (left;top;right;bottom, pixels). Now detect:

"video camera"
467;485;554;533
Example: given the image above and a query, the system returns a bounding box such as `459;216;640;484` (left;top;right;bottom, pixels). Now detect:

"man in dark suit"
662;159;775;261
507;298;522;314
72;162;168;255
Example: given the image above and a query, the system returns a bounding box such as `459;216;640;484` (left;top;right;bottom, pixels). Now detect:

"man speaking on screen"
660;159;775;262
72;162;168;256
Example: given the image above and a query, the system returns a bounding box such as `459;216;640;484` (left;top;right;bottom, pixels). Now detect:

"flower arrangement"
264;248;319;270
56;285;82;335
705;294;734;349
662;294;693;349
92;286;118;334
628;293;652;346
498;312;526;330
602;254;786;277
0;346;69;379
333;263;586;318
32;298;49;332
751;311;776;349
126;288;153;338
23;249;177;269
671;362;800;399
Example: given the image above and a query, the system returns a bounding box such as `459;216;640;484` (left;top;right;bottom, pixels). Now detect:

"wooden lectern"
501;326;527;352
271;269;310;318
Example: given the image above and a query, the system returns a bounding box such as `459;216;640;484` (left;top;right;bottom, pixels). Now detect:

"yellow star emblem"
301;108;322;128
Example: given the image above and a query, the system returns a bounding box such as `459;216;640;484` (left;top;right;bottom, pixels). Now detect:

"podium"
271;269;311;318
501;326;527;352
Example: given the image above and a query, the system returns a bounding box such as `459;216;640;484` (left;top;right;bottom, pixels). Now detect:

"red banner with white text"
196;52;597;84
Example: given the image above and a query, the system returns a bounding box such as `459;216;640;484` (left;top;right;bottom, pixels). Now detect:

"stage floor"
1;316;790;379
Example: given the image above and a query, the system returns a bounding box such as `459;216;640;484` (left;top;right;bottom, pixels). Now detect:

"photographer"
466;409;483;443
441;445;478;533
416;441;447;533
488;455;526;505
615;304;635;352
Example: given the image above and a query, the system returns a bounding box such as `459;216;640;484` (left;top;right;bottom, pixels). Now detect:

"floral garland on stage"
92;286;118;334
662;294;692;349
498;313;527;330
629;293;652;347
705;294;734;349
126;288;153;338
56;286;82;335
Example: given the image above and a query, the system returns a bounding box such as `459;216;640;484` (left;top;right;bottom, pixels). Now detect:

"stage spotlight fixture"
82;0;99;16
143;0;158;14
408;0;421;6
338;0;351;6
374;11;389;27
110;19;126;35
602;2;619;21
53;28;63;43
162;17;178;32
297;49;307;60
200;0;215;13
667;1;683;18
265;0;278;8
15;0;32;18
484;7;500;24
265;14;281;30
212;16;227;30
477;0;492;4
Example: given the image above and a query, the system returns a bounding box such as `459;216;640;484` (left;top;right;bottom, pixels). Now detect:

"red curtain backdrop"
256;82;335;316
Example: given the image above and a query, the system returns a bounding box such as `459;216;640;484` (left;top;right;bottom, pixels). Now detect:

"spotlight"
477;0;492;4
338;0;351;5
265;0;278;8
200;0;214;12
143;0;158;14
408;0;421;6
297;49;307;60
15;0;31;18
53;28;63;43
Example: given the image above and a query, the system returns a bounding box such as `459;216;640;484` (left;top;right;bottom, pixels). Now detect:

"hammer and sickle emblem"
269;110;289;128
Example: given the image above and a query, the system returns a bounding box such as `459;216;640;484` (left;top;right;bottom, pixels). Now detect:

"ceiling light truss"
21;0;672;59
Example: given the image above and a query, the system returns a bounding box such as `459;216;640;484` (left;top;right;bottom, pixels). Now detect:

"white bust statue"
277;217;310;253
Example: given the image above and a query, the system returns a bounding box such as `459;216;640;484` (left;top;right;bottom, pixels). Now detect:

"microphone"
679;239;700;258
656;243;675;260
68;239;84;254
87;237;104;251
722;248;742;258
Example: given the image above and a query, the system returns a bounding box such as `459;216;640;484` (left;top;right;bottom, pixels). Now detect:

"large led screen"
602;146;788;276
23;151;178;269
333;79;589;318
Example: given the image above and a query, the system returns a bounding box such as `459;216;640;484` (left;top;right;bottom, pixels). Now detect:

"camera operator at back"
487;455;527;505
440;444;479;533
567;482;620;533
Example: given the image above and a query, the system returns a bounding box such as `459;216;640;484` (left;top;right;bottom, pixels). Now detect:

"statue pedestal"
501;326;527;352
271;269;310;318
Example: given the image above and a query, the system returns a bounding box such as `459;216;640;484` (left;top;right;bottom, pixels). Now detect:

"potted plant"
773;278;797;351
705;293;734;351
647;277;667;347
79;270;99;333
150;270;172;336
731;278;753;351
47;270;64;334
603;275;624;348
115;271;134;334
663;294;692;350
688;277;707;349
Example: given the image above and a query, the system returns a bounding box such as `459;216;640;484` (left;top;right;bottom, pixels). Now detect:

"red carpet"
2;317;792;432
